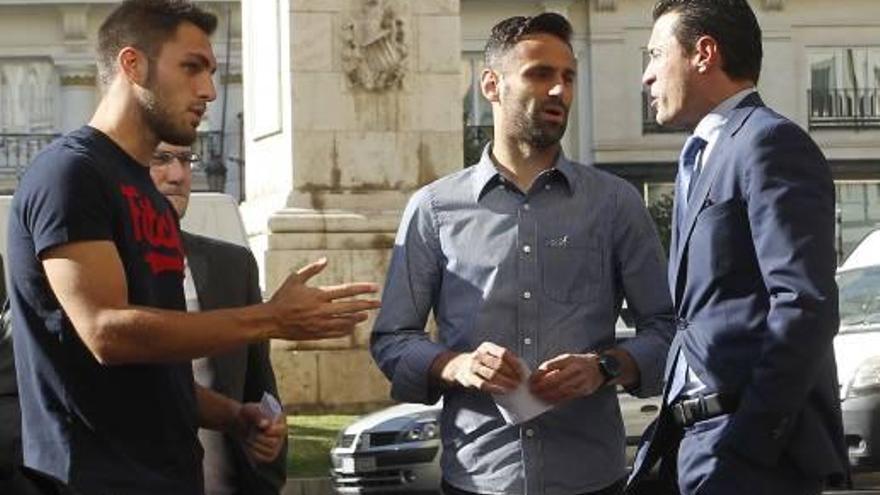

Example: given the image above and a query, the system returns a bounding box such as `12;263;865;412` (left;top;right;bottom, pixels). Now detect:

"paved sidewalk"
283;478;334;495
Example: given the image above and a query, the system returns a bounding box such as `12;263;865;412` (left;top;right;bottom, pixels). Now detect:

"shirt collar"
692;86;756;143
472;142;575;201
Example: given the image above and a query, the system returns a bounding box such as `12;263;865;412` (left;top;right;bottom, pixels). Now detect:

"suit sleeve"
717;121;839;466
370;188;448;405
241;249;287;493
612;181;676;397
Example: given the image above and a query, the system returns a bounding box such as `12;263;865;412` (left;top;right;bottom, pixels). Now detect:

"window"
645;182;676;254
0;60;57;133
462;53;493;166
0;60;58;176
808;48;880;129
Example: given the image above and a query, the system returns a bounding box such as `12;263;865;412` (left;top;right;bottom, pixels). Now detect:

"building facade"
462;0;880;259
0;0;244;197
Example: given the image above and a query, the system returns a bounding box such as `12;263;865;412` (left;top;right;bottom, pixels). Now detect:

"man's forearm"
196;384;242;432
87;303;274;365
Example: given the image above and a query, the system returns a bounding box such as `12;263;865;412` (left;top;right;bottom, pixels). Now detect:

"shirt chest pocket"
540;235;603;303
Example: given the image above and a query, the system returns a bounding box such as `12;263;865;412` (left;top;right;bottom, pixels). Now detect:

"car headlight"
334;429;357;449
399;420;439;443
847;356;880;398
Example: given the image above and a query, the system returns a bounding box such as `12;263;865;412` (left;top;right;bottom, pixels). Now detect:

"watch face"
600;354;622;379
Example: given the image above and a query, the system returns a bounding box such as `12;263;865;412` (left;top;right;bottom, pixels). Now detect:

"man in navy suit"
627;1;849;493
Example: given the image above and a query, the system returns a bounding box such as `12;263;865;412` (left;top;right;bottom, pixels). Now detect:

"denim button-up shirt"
371;146;674;495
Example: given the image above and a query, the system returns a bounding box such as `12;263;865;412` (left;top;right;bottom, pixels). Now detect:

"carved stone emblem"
341;0;407;91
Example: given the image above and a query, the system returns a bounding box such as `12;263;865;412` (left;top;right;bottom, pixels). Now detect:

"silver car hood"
342;401;442;434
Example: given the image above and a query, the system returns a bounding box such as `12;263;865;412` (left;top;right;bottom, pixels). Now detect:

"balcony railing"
0;133;60;180
192;130;226;192
641;91;686;134
0;130;228;193
808;88;880;130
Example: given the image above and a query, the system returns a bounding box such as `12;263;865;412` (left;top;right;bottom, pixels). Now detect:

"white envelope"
492;358;554;425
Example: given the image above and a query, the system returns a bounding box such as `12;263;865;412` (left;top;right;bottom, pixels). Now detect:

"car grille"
333;469;408;488
366;431;399;447
375;447;438;467
338;434;357;448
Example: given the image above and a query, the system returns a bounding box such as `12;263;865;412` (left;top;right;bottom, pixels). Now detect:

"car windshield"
838;265;880;331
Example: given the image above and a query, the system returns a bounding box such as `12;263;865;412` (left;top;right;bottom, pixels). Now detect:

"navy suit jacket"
183;232;287;495
630;93;848;486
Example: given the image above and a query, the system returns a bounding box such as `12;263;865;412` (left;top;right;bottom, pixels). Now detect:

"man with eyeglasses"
149;142;287;495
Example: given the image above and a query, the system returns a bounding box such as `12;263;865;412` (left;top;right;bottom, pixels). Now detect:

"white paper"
246;392;286;466
259;391;284;421
493;358;554;425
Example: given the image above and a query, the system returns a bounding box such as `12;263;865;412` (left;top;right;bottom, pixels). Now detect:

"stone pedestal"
242;0;462;411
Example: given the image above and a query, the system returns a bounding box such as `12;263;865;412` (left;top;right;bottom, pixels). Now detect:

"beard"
138;74;198;146
508;97;568;150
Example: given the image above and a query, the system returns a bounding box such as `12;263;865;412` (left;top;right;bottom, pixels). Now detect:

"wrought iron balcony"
0;133;60;179
0;130;227;193
192;130;226;192
808;88;880;130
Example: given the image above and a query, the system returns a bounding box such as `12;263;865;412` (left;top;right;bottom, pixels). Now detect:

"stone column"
242;0;462;412
56;5;97;133
542;0;592;165
57;64;97;133
203;4;244;199
219;72;243;199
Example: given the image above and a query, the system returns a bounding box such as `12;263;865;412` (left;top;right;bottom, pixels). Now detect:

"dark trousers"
442;478;624;495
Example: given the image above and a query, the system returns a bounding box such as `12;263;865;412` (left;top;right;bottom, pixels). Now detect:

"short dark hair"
653;0;762;83
484;13;573;70
97;0;217;87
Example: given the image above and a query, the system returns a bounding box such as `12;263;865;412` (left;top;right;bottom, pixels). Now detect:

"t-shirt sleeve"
18;147;115;257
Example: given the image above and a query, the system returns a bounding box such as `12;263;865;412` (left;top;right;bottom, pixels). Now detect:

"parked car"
835;229;880;475
329;313;661;494
330;401;442;494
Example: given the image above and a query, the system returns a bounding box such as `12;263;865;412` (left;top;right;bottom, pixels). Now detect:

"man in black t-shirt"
7;2;380;495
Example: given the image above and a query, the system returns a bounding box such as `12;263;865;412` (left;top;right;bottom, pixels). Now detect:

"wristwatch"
597;353;622;386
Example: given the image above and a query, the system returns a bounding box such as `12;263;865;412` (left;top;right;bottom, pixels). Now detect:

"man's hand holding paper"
432;341;523;394
529;353;606;404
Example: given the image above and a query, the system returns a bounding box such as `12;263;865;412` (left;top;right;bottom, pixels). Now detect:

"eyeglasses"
150;151;201;169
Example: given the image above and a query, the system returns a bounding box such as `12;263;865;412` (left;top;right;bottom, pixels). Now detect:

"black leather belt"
670;393;738;427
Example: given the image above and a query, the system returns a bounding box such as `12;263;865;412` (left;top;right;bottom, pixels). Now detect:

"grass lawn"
286;414;357;478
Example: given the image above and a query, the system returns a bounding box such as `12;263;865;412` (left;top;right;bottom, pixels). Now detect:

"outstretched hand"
269;258;381;341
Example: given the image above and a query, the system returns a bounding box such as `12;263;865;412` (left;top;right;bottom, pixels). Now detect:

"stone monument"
241;0;462;411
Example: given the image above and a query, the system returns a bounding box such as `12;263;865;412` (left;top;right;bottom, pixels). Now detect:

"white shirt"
186;259;237;495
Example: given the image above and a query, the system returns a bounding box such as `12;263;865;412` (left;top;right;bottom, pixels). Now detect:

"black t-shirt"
7;126;202;495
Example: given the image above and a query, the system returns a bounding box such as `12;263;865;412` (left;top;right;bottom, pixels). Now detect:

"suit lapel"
670;93;764;301
668;175;683;297
182;232;247;396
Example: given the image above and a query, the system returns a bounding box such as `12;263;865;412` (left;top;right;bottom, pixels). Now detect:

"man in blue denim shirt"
371;13;674;495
